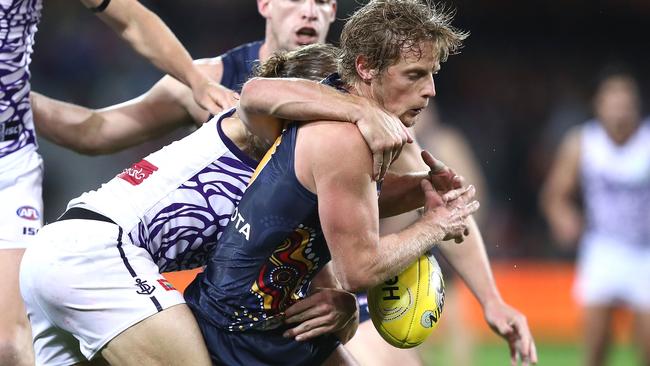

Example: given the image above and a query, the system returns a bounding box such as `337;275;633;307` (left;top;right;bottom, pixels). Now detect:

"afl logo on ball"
16;206;40;220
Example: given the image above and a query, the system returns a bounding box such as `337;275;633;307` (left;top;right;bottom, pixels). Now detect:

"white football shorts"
0;148;43;249
574;233;650;310
19;218;185;365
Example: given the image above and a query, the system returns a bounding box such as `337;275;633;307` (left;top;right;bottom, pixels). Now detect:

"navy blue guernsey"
186;122;330;333
220;40;263;93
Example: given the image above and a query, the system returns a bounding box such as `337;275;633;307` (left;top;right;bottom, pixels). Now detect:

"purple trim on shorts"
216;108;259;169
150;296;163;312
116;227;137;278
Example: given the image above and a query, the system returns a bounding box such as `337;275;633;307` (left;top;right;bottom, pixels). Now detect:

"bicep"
311;135;379;286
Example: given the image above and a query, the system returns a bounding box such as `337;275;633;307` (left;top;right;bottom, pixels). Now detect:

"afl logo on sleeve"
16;206;40;220
118;159;158;186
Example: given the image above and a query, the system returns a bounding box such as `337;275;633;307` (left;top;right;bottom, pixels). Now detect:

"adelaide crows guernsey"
185;122;331;332
220;40;262;93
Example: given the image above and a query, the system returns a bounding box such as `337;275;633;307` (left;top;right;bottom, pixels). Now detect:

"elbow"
239;78;264;113
75;145;111;156
336;265;380;293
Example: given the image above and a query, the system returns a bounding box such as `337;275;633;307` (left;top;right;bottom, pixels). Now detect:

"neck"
351;78;375;103
259;24;280;63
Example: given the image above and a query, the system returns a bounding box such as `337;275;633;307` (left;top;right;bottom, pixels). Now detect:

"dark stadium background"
31;1;649;364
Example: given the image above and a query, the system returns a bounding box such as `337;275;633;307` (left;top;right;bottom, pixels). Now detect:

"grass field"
420;342;639;366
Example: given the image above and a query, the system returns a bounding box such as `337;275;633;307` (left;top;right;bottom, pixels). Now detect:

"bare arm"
299;123;476;292
539;127;583;249
31;62;213;154
239;77;410;180
81;0;237;112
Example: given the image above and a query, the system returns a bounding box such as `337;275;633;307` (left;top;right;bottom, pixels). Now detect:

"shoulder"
296;121;373;186
299;121;370;160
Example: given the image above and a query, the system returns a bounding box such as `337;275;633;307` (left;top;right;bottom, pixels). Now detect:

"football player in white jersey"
0;0;266;364
541;71;650;366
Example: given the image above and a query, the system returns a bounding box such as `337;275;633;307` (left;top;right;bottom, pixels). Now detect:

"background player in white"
0;0;258;364
541;71;650;366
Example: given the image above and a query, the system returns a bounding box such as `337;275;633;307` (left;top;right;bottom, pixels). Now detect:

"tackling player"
0;0;261;364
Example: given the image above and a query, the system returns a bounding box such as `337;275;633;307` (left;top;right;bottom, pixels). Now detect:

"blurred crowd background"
30;1;650;364
32;0;650;258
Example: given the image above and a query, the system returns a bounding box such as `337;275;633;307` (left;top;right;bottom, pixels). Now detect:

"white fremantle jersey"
0;0;41;159
580;119;650;246
69;109;257;271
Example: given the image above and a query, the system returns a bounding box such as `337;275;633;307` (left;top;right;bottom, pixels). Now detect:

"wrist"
479;291;504;310
183;65;208;90
417;213;446;245
347;95;370;124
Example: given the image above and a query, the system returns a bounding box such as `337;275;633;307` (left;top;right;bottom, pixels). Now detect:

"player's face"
595;77;641;143
370;41;439;127
263;0;336;50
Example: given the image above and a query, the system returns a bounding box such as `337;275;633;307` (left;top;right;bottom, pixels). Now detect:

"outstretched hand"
283;288;359;343
484;300;538;366
355;104;412;181
192;79;240;115
421;179;479;243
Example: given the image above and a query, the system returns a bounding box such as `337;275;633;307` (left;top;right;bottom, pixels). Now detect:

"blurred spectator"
540;70;650;366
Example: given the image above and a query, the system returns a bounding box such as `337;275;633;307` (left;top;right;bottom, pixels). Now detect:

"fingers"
530;338;538;364
511;316;536;365
421;179;444;209
509;341;517;366
422;150;464;192
283;320;332;341
284;291;326;319
421;150;446;173
195;84;239;115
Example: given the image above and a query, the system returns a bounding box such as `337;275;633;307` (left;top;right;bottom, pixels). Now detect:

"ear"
257;0;272;18
355;55;377;82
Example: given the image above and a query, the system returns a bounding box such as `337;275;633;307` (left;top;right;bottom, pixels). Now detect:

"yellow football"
367;252;445;348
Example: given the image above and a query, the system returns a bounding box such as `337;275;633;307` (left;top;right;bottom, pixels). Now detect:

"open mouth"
296;27;318;44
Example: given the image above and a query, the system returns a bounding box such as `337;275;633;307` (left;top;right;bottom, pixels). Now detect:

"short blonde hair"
339;0;468;83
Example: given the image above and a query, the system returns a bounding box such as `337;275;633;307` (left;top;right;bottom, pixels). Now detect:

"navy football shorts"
197;321;340;366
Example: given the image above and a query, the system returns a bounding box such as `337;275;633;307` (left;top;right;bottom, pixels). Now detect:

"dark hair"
254;43;340;80
339;0;468;83
593;63;640;96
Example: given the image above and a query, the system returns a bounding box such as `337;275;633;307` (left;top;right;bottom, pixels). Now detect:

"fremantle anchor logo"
135;278;156;295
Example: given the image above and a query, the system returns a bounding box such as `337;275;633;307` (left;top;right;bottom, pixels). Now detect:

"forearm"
437;217;503;308
97;0;205;90
241;78;366;123
378;171;428;217
31;92;102;154
340;217;445;292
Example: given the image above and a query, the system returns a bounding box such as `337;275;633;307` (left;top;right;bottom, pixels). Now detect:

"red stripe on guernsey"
118;159;158;186
157;278;176;291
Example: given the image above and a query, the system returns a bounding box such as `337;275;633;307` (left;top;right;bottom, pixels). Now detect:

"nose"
423;74;436;98
301;0;318;20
